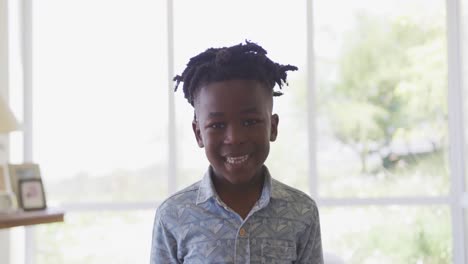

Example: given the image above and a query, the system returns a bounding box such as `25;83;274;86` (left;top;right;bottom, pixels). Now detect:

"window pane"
173;0;309;192
33;0;169;202
315;0;449;197
321;206;451;263
35;211;154;264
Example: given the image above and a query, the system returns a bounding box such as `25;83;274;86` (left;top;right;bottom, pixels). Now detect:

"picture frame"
18;178;47;211
8;163;42;206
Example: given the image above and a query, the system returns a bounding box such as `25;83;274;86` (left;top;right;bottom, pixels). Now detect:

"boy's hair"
173;40;298;106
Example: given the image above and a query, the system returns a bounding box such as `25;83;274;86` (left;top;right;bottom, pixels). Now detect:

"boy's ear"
192;120;204;148
270;114;279;142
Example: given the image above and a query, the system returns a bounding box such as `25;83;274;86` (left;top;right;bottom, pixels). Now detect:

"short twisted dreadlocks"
173;41;298;106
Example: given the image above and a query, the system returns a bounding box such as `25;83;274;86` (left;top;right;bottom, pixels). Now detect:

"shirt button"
239;228;247;237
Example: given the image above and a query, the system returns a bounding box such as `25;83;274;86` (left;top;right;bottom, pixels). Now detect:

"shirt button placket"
239;228;247;237
236;227;250;264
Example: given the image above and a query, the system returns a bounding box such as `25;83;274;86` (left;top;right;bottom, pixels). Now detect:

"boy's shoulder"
270;178;318;208
268;178;320;222
156;181;201;213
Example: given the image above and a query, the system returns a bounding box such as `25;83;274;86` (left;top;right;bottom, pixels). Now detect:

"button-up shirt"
150;166;323;264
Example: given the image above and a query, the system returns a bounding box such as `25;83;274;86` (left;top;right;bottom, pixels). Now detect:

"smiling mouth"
225;154;249;165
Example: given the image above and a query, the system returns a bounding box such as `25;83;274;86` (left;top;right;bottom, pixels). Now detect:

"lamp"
0;95;19;133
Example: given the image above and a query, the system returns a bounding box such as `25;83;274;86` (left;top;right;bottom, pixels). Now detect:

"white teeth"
226;155;249;164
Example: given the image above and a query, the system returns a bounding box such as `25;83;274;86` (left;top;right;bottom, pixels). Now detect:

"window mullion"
446;0;467;263
167;0;176;195
306;0;318;199
22;0;35;264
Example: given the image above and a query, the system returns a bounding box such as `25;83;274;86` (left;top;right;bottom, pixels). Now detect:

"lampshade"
0;96;19;133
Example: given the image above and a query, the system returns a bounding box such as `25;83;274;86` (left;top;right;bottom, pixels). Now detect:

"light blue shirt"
150;166;323;264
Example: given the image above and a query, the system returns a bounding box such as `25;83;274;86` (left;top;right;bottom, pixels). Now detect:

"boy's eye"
208;123;225;129
243;119;259;126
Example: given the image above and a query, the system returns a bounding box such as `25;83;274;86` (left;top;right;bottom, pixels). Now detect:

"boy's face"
192;79;278;186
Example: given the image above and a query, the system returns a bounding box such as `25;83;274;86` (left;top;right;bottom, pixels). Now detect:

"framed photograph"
8;163;41;206
18;179;47;211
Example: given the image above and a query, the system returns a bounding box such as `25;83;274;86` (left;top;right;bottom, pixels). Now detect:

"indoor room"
1;0;468;263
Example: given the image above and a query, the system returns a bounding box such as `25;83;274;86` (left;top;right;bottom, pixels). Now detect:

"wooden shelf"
0;209;64;229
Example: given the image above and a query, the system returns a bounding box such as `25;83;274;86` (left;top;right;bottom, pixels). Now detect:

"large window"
314;0;453;262
7;0;466;263
33;0;169;203
30;0;167;263
315;0;449;198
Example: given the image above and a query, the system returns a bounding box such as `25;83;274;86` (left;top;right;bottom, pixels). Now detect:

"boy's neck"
211;169;265;219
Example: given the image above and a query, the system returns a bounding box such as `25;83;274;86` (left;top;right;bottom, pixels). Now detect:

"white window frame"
445;0;466;263
12;0;466;263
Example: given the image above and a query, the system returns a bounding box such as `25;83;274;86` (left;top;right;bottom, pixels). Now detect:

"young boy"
151;41;323;263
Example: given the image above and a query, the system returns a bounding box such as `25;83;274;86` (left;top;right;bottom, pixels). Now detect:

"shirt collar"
196;166;218;205
196;166;279;206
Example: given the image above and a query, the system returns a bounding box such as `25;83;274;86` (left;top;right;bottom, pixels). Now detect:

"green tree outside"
328;14;447;173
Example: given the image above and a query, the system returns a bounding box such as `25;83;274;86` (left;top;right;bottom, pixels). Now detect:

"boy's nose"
223;124;246;145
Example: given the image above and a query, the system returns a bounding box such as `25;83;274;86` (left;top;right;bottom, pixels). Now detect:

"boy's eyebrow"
241;107;259;114
208;112;224;118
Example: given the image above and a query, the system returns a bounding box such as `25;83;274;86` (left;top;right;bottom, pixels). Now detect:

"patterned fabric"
150;166;323;264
